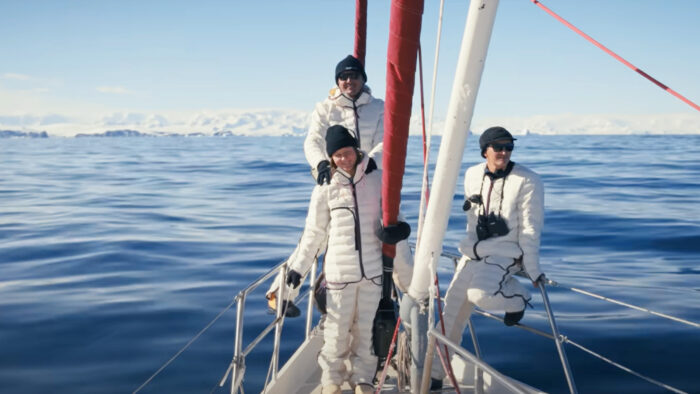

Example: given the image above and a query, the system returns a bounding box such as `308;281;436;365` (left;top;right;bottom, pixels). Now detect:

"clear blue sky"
1;0;699;119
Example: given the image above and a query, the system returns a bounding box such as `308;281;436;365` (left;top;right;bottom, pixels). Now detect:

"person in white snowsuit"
285;125;410;394
266;55;412;315
430;126;545;384
306;54;384;184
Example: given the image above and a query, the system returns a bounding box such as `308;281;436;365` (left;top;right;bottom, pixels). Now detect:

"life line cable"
530;0;700;112
133;297;237;393
545;278;700;329
474;308;689;394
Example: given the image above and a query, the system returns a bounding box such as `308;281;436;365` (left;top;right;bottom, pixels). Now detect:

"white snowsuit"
267;86;413;301
432;162;545;380
304;85;384;171
288;155;383;386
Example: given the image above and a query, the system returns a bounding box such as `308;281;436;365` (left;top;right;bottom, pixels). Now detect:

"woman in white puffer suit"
290;152;383;285
287;125;409;393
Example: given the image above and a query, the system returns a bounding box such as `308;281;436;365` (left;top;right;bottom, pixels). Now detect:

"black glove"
378;221;411;245
316;160;331;185
365;157;377;174
286;269;302;289
462;194;483;211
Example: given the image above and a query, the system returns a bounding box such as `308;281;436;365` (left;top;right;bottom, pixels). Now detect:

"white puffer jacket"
304;86;384;170
290;154;383;284
458;162;545;281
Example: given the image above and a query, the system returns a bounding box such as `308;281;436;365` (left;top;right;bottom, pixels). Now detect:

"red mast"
382;0;425;258
353;0;368;65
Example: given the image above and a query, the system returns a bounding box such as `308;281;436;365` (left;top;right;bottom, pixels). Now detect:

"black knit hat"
335;55;367;84
325;125;358;156
479;126;516;158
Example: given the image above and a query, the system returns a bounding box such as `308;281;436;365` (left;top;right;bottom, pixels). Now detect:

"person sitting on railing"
430;126;546;390
286;125;410;394
266;54;413;317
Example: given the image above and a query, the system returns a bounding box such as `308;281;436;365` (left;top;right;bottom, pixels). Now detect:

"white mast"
408;0;500;301
406;2;501;391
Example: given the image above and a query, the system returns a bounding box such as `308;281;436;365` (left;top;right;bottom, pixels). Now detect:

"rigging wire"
416;0;445;247
132;297;238;394
529;0;700;112
416;43;430;247
474;309;689;394
565;340;688;394
546;279;700;329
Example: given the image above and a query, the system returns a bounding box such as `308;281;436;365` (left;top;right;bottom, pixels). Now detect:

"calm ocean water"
1;134;699;394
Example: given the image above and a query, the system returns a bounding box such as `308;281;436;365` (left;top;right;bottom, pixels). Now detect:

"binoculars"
476;212;510;241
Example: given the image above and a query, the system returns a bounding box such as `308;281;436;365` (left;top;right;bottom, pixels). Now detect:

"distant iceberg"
0;109;698;137
0;130;48;138
75;129;146;138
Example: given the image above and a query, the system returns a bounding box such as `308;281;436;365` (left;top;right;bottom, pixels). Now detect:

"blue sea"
1;134;699;394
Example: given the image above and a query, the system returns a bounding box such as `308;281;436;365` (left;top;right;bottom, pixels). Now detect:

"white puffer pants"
319;277;381;386
431;256;529;380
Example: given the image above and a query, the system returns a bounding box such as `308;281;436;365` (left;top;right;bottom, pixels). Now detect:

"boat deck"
266;325;542;394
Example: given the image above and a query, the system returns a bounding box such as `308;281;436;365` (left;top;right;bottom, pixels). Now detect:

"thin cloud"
96;86;132;95
2;73;32;80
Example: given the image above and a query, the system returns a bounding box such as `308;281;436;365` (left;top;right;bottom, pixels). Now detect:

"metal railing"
135;245;695;393
217;257;319;394
430;329;530;394
427;247;694;394
214;246;691;394
427;247;578;394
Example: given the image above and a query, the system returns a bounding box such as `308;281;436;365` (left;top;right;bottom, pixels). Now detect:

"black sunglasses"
338;71;361;81
489;142;514;152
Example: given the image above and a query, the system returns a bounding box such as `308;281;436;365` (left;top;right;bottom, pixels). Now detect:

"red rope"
354;0;367;65
434;274;460;393
530;0;699;112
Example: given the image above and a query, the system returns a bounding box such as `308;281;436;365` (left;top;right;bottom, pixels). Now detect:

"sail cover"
382;0;425;258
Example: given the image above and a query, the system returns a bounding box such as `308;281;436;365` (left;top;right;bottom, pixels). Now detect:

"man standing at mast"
306;55;384;184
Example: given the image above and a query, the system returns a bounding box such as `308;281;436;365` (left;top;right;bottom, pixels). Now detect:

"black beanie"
325;125;358;156
335;55;367;83
479;126;516;157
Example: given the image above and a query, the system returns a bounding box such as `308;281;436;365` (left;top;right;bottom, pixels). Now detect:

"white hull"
266;324;544;394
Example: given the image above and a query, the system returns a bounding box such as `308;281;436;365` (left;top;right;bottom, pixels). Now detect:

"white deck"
264;325;544;394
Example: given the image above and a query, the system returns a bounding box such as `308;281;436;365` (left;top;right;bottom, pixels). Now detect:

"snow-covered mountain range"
1;109;698;137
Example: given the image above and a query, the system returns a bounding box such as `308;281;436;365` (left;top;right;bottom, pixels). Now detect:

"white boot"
322;384;342;394
354;383;374;394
